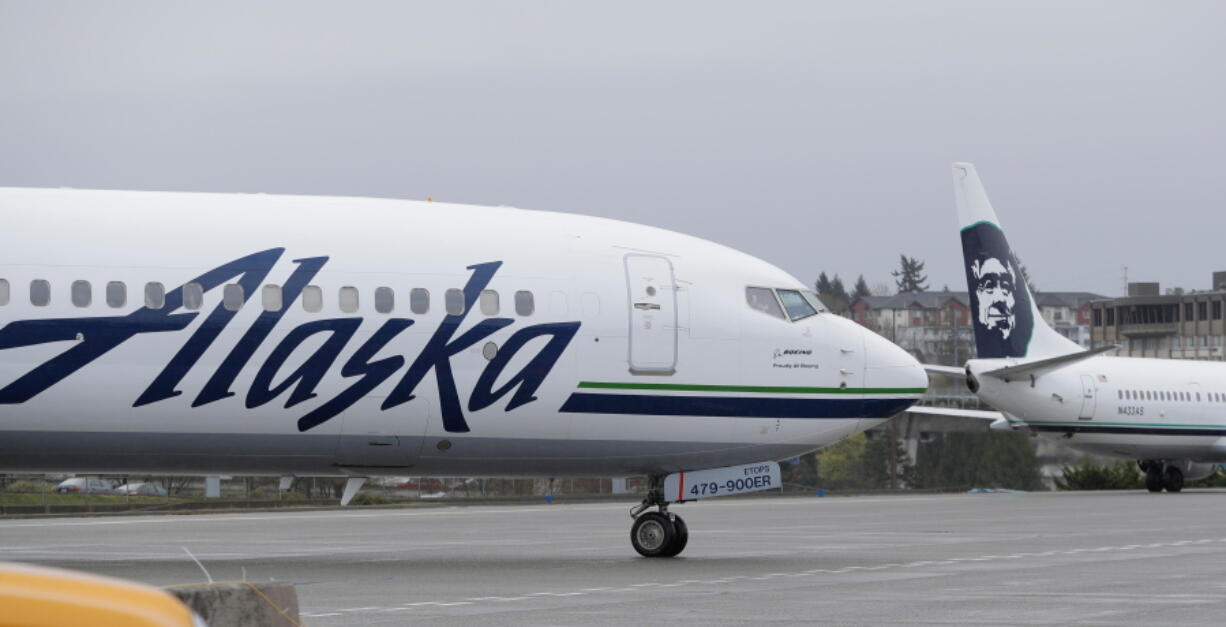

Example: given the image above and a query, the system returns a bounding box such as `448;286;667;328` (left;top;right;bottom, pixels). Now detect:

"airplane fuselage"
0;188;926;478
970;355;1226;464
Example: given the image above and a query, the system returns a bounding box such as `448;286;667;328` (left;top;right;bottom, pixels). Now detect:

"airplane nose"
861;329;927;414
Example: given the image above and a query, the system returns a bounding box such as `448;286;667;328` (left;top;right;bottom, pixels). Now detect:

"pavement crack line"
298;536;1226;618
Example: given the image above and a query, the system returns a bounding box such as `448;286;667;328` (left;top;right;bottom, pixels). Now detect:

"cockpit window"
802;290;827;314
746;287;786;320
777;289;819;321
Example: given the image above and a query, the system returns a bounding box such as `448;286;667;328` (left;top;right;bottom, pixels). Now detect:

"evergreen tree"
830;275;849;305
909;431;1042;491
814;272;852;314
863;421;912;489
815;272;833;295
852;275;872;302
814;434;871;490
891;255;929;294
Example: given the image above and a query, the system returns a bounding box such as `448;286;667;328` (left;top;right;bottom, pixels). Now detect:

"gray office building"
1090;272;1226;360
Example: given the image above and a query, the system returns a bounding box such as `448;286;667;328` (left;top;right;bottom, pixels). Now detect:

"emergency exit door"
625;254;678;375
1078;375;1097;420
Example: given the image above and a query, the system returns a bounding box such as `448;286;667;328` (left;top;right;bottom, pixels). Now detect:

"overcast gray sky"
2;1;1222;297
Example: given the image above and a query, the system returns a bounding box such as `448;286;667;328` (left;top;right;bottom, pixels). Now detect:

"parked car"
52;477;116;494
113;482;169;497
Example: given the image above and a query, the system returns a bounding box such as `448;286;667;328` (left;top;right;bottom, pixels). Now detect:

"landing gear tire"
1163;466;1184;493
1145;463;1164;493
631;512;677;558
629;475;689;558
661;515;688;558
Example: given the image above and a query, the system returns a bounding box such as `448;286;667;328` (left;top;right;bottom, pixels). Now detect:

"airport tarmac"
4;491;1226;625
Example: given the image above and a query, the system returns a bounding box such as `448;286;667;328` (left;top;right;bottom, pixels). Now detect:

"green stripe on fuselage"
1019;419;1225;429
577;381;926;395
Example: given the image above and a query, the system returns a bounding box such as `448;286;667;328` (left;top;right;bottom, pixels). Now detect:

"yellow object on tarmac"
0;562;199;627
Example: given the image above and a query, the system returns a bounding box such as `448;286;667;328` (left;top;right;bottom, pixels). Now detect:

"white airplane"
0;187;926;556
912;163;1226;493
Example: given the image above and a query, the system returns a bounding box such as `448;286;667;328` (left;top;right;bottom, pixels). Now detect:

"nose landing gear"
629;477;689;558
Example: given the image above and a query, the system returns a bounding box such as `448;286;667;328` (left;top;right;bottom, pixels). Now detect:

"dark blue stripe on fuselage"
558;393;916;419
1028;424;1226;437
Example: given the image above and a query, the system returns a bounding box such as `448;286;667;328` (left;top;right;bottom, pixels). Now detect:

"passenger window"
514;290;534;316
339;286;359;313
375;287;394;314
145;282;165;309
262;285;283;312
222;284;243;311
30;279;50;306
480;290;499;315
550;291;568;316
71;280;91;308
106;281;126;308
445;289;465;315
582;292;600;319
0;278;7;306
746;287;785;320
302;285;323;313
410;288;429;314
183;282;204;310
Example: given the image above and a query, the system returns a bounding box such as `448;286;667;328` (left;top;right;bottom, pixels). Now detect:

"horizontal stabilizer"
906;405;1004;421
923;364;965;376
906;405;1015;431
981;345;1118;379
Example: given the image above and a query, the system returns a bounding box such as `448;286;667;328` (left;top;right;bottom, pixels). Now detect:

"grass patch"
0;493;183;506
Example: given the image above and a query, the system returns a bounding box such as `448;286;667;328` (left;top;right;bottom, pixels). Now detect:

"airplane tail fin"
953;163;1079;360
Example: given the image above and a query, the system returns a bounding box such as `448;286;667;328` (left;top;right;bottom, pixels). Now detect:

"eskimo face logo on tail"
961;223;1033;358
0;250;580;433
970;257;1015;338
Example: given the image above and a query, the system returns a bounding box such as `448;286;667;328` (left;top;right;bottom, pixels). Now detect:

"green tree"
909;432;1042;491
863;421;912;489
816;428;911;491
816;272;833;296
1190;467;1226;487
1054;460;1142;490
783;453;818;487
815;272;852;314
852;275;872;302
815;433;871;490
891;255;929;294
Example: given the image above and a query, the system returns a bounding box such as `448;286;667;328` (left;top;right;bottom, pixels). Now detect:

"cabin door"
1078;375;1097;420
624;254;678;375
336;396;430;469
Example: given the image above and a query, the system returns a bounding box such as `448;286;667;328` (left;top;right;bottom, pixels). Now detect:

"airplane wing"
980;345;1118;380
905;405;1016;431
